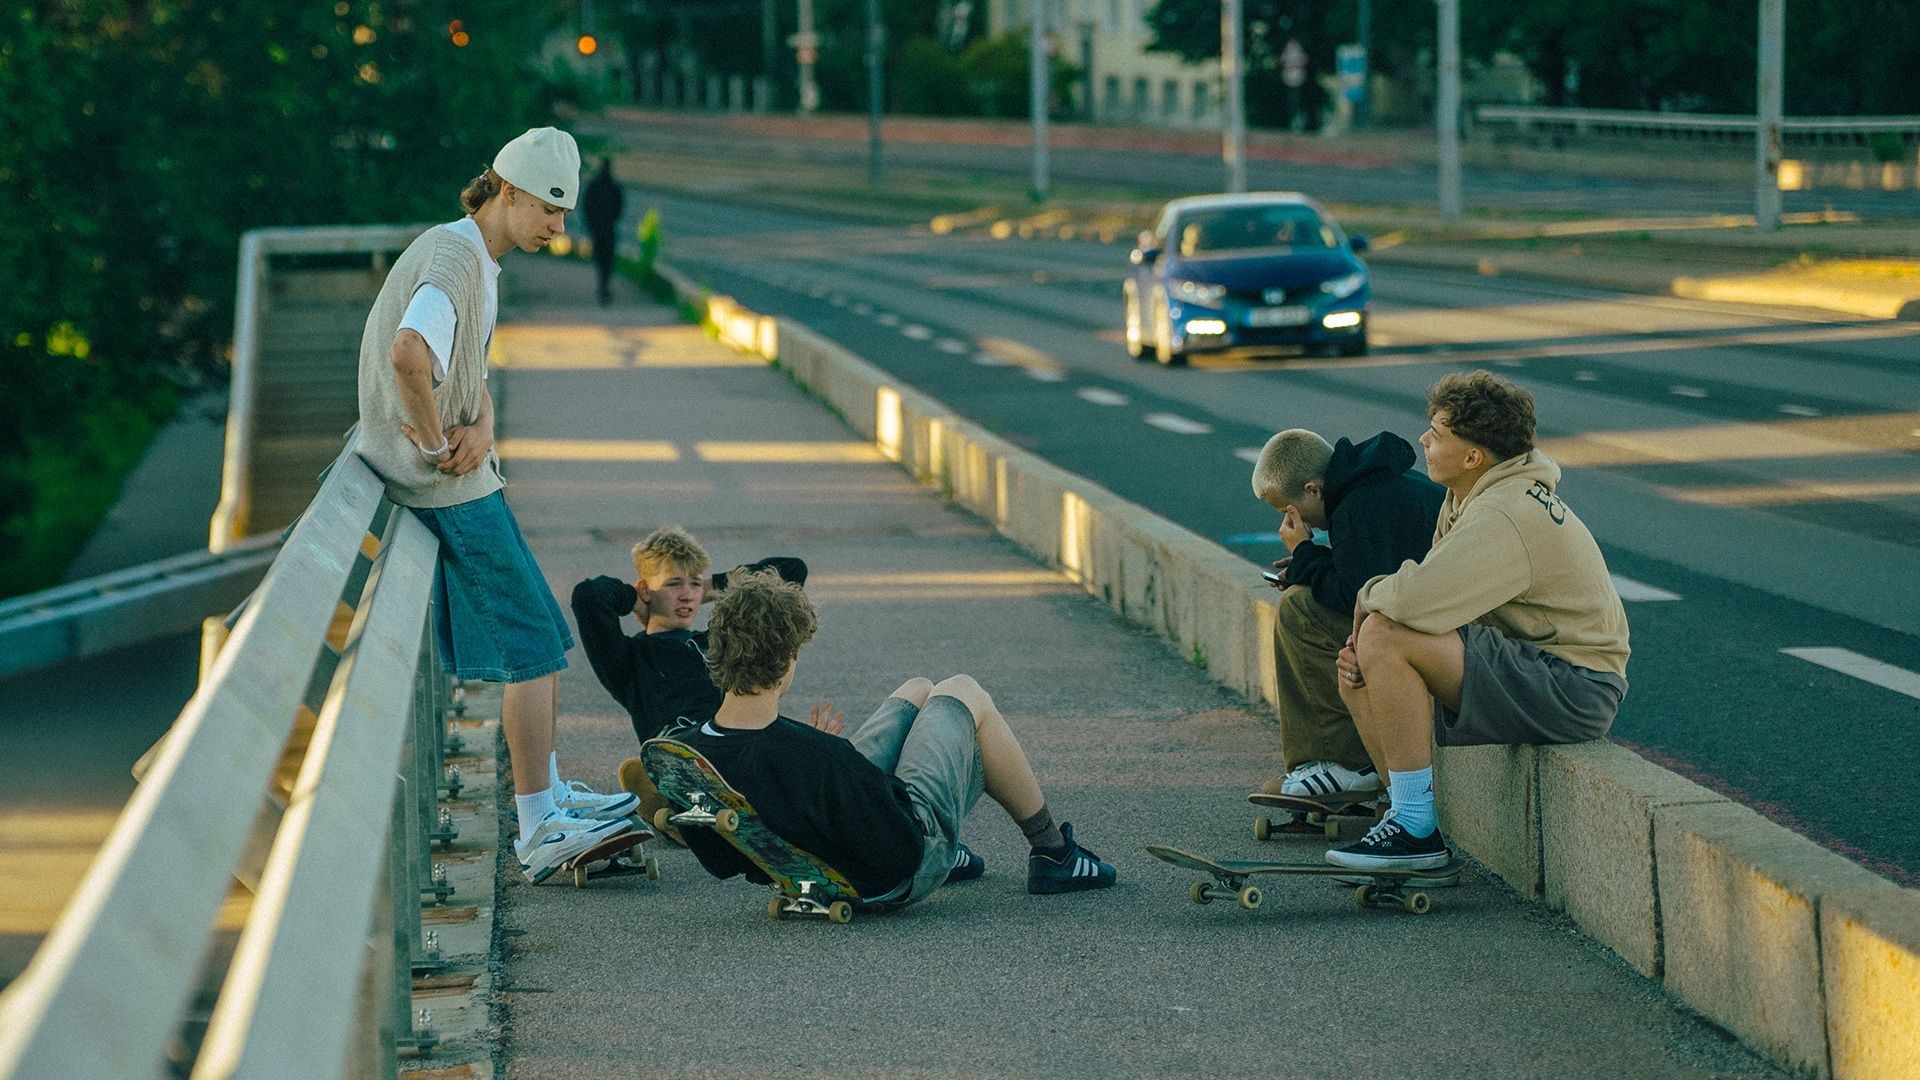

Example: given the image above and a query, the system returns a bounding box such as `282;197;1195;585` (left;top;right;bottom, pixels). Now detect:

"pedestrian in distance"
581;156;624;306
353;126;640;885
1250;428;1445;799
1329;371;1630;871
670;571;1120;904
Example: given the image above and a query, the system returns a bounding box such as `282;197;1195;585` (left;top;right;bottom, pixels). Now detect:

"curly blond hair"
1427;371;1536;462
705;570;817;696
631;525;711;582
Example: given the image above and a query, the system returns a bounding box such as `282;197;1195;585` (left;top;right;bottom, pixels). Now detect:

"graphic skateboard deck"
640;737;865;923
1247;790;1385;842
560;826;659;889
1145;843;1465;915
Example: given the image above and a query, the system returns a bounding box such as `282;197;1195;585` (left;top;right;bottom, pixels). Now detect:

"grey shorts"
848;694;987;906
1434;624;1626;747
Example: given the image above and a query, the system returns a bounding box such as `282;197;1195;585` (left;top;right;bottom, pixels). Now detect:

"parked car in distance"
1124;193;1371;366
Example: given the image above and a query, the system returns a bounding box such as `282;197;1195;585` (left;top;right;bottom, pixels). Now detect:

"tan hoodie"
1357;451;1629;678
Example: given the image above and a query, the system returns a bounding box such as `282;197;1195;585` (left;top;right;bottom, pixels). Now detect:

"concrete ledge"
1539;742;1729;977
665;263;1920;1080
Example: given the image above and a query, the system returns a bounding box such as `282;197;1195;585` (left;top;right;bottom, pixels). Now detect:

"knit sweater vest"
354;225;504;508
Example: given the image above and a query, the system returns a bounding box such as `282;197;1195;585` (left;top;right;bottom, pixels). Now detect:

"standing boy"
1251;429;1444;798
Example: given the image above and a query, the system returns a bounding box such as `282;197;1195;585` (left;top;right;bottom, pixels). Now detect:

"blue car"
1124;193;1371;366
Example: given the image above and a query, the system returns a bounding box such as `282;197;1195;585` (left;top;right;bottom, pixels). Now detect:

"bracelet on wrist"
418;436;450;460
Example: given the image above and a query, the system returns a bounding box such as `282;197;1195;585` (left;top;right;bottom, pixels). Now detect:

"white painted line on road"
829;295;848;306
851;303;872;315
1781;647;1920;703
876;313;901;327
935;338;970;354
1145;413;1214;435
1574;371;1599;382
1611;576;1682;602
901;324;933;340
1669;385;1710;399
1077;387;1129;406
1234;447;1264;464
808;285;829;298
972;352;1014;366
1778;404;1822;417
1027;369;1068;383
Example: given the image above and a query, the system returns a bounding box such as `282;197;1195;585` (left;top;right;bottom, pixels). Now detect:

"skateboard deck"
1145;843;1465;915
1247;790;1385;842
640;737;865;923
560;826;659;889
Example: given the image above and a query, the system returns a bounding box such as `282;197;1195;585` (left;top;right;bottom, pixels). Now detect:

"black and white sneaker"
1324;812;1450;871
1027;823;1118;894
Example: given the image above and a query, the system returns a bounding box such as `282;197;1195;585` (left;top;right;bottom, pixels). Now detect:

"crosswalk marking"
1145;413;1213;435
1077;387;1129;406
1610;575;1682;602
1781;648;1920;703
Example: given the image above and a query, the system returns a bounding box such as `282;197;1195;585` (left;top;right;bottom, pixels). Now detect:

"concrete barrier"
662;263;1920;1080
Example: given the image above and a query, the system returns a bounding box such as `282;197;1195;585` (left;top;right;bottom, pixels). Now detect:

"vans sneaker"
947;842;986;883
1279;760;1382;799
516;812;632;884
1323;812;1450;871
1027;823;1118;894
555;779;640;821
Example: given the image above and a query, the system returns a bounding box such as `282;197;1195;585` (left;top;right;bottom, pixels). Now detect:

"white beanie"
492;127;581;210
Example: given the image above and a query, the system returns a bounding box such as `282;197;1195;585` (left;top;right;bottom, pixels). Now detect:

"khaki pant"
1272;586;1370;771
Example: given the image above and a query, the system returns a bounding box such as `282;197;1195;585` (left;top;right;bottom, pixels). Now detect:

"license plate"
1246;306;1311;328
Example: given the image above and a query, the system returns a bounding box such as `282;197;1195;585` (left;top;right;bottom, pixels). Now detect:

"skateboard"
560;826;660;889
640;737;865;923
1144;843;1465;915
1247;790;1385;842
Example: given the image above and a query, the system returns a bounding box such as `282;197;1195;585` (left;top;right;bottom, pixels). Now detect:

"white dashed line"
1077;387;1129;406
876;313;901;327
1234;448;1264;464
1669;385;1709;399
1778;404;1822;417
851;303;872;315
1611;576;1682;602
1027;369;1068;382
901;324;933;340
972;352;1014;366
828;295;848;306
807;285;829;298
1781;648;1920;702
935;339;970;354
1574;371;1599;382
1145;413;1213;435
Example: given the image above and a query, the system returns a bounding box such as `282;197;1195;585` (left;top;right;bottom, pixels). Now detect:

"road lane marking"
972;352;1014;366
935;339;969;354
1778;404;1821;417
1781;648;1920;702
1027;369;1068;382
1574;371;1599;382
851;303;872;315
1077;388;1129;406
1234;448;1264;464
1669;385;1709;398
1610;576;1682;602
902;324;932;340
1145;413;1213;435
1221;531;1282;545
876;313;901;327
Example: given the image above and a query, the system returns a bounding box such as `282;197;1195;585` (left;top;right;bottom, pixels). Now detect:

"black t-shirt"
677;717;925;898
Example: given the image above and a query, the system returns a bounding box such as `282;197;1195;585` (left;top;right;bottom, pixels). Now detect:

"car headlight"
1169;279;1226;307
1320;271;1366;300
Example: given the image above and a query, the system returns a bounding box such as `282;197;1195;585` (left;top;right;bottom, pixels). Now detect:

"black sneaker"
1027;823;1118;894
946;842;986;883
1324;813;1450;871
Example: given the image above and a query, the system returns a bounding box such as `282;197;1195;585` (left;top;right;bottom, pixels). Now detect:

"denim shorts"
848;694;986;906
407;492;573;683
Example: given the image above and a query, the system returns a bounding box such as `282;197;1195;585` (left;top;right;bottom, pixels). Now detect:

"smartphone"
1262;569;1285;585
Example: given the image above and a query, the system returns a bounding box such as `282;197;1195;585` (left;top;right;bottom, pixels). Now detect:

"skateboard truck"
769;879;855;924
667;792;724;829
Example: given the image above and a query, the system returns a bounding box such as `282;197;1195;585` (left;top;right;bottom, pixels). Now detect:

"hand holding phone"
1263;556;1291;588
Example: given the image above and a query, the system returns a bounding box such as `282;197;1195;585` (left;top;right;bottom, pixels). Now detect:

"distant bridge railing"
1474;104;1920;153
0;449;460;1080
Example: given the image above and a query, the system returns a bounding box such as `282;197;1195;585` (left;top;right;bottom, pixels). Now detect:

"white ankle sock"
516;790;558;842
1386;768;1437;838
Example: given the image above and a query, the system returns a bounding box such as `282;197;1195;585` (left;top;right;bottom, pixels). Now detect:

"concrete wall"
669;265;1920;1080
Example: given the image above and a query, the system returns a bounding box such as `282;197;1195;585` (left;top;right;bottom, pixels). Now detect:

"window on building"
1132;76;1149;120
1104;75;1121;119
1193;80;1210;121
1162;79;1180;121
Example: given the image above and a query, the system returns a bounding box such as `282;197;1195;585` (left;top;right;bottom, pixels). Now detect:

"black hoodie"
1284;432;1445;618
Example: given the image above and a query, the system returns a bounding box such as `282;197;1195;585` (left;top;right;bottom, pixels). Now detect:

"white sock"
516;789;559;842
1387;767;1437;838
548;751;564;794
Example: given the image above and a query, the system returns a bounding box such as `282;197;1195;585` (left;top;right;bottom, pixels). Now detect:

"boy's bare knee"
891;677;935;708
929;674;992;722
1355;613;1412;656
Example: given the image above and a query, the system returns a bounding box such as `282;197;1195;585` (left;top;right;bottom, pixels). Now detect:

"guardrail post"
387;786;437;1062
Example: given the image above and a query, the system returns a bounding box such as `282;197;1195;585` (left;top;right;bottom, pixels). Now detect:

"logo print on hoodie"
1525;481;1567;524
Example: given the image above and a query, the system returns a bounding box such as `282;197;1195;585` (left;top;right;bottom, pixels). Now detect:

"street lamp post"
1222;0;1246;193
1436;0;1462;221
794;0;820;113
1755;0;1784;231
1029;0;1050;200
868;0;885;185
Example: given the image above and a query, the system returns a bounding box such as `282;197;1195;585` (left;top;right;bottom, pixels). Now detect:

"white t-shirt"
396;217;499;382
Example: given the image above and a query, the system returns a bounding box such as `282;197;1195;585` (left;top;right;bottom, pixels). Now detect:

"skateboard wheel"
644;856;661;881
714;808;739;834
1189;881;1212;905
651;807;672;833
1354;884;1375;907
1306;810;1329;826
573;865;589;889
827;901;853;924
1252;817;1271;842
1404;892;1431;915
1237;885;1262;911
768;896;787;920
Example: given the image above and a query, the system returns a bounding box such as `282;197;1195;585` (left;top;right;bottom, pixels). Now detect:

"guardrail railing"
0;449;460;1080
1475;104;1920;149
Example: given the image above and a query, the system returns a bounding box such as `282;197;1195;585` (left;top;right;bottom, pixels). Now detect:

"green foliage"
0;2;561;595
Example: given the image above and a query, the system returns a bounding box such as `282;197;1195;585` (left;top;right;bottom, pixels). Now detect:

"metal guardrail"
0;534;281;681
1475;105;1920;146
0;450;458;1080
212;224;431;553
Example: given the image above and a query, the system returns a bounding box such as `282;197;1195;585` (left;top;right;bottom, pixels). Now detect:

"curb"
658;261;1920;1080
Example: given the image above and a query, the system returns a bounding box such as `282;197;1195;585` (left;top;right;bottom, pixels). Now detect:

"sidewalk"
485;256;1776;1078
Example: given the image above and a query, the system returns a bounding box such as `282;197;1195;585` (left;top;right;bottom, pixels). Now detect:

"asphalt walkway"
488;256;1777;1079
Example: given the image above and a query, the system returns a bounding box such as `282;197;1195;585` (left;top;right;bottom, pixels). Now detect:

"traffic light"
576;33;598;56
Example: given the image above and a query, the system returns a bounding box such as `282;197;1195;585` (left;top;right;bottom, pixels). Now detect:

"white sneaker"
515;812;631;884
554;779;640;821
1280;760;1383;799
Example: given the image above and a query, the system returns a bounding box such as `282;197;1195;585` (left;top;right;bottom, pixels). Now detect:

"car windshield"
1174;206;1338;255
